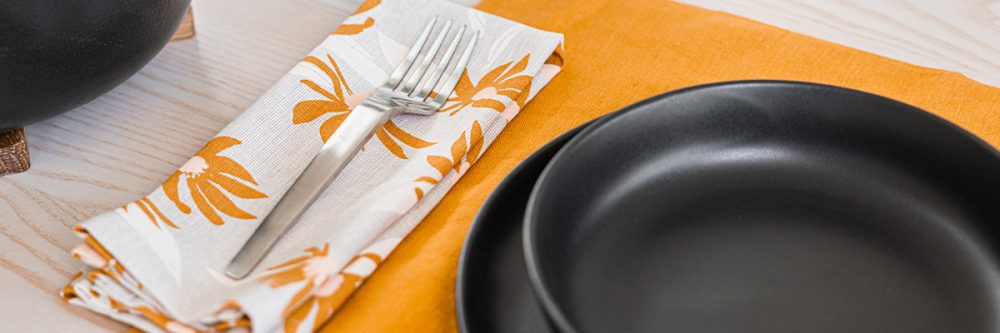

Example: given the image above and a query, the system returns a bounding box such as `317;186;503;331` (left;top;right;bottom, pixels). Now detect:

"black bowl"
526;81;1000;333
0;0;191;130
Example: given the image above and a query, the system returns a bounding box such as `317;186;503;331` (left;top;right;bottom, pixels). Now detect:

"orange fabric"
321;0;1000;331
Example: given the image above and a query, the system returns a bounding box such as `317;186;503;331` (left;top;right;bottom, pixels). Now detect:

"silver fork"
225;17;479;279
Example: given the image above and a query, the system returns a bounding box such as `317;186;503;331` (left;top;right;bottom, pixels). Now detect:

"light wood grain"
0;0;997;331
676;0;1000;87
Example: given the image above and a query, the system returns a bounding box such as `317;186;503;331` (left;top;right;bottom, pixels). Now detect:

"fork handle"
225;104;397;279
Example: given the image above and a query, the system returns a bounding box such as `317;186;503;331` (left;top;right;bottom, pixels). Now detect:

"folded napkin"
317;0;1000;331
60;0;563;331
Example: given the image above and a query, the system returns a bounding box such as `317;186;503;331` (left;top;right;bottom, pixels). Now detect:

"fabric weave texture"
60;0;563;332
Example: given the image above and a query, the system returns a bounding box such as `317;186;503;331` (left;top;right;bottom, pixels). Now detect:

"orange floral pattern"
333;0;379;35
440;54;533;116
297;254;378;332
414;121;484;199
163;136;267;226
64;266;251;333
125;198;177;229
260;244;338;320
63;233;193;332
271;243;391;333
293;54;435;158
62;0;566;330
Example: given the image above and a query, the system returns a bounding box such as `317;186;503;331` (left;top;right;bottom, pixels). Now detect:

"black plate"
526;81;1000;333
456;121;595;333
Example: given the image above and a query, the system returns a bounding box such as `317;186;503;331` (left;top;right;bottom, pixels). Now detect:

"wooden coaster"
171;6;196;41
0;128;29;177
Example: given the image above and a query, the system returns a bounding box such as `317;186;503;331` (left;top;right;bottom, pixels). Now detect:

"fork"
225;17;479;279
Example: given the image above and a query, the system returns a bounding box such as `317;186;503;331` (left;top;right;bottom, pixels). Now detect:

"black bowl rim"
521;80;1000;333
455;119;597;333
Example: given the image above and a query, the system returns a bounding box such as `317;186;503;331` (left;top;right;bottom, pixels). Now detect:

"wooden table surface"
2;0;999;331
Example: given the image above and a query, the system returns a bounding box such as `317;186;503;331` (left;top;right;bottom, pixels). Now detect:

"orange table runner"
321;0;1000;331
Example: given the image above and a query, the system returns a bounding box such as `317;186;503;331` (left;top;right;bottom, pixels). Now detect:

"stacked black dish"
457;81;1000;333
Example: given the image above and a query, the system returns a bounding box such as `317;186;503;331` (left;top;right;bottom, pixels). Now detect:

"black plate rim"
523;80;1000;333
455;119;597;333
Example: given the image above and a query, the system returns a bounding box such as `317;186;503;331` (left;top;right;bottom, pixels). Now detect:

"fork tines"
385;16;480;105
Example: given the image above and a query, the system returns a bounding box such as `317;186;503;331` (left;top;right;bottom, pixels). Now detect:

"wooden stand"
171;7;196;41
0;7;195;177
0;129;29;177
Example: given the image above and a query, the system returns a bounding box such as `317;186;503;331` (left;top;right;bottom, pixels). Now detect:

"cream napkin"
60;0;564;331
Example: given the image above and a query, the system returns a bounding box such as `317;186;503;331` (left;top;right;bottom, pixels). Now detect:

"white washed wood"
1;0;998;331
678;0;1000;87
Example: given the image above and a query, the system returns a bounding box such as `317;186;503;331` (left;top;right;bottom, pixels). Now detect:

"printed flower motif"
120;199;185;283
414;121;484;199
260;244;339;320
280;254;375;333
208;301;252;331
135;305;198;333
125;198;177;229
163;136;267;226
69;227;144;292
293;54;435;159
440;54;533;116
280;238;399;333
64;268;194;333
333;0;379;35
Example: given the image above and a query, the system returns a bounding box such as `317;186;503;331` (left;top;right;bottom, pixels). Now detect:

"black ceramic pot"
0;0;191;130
